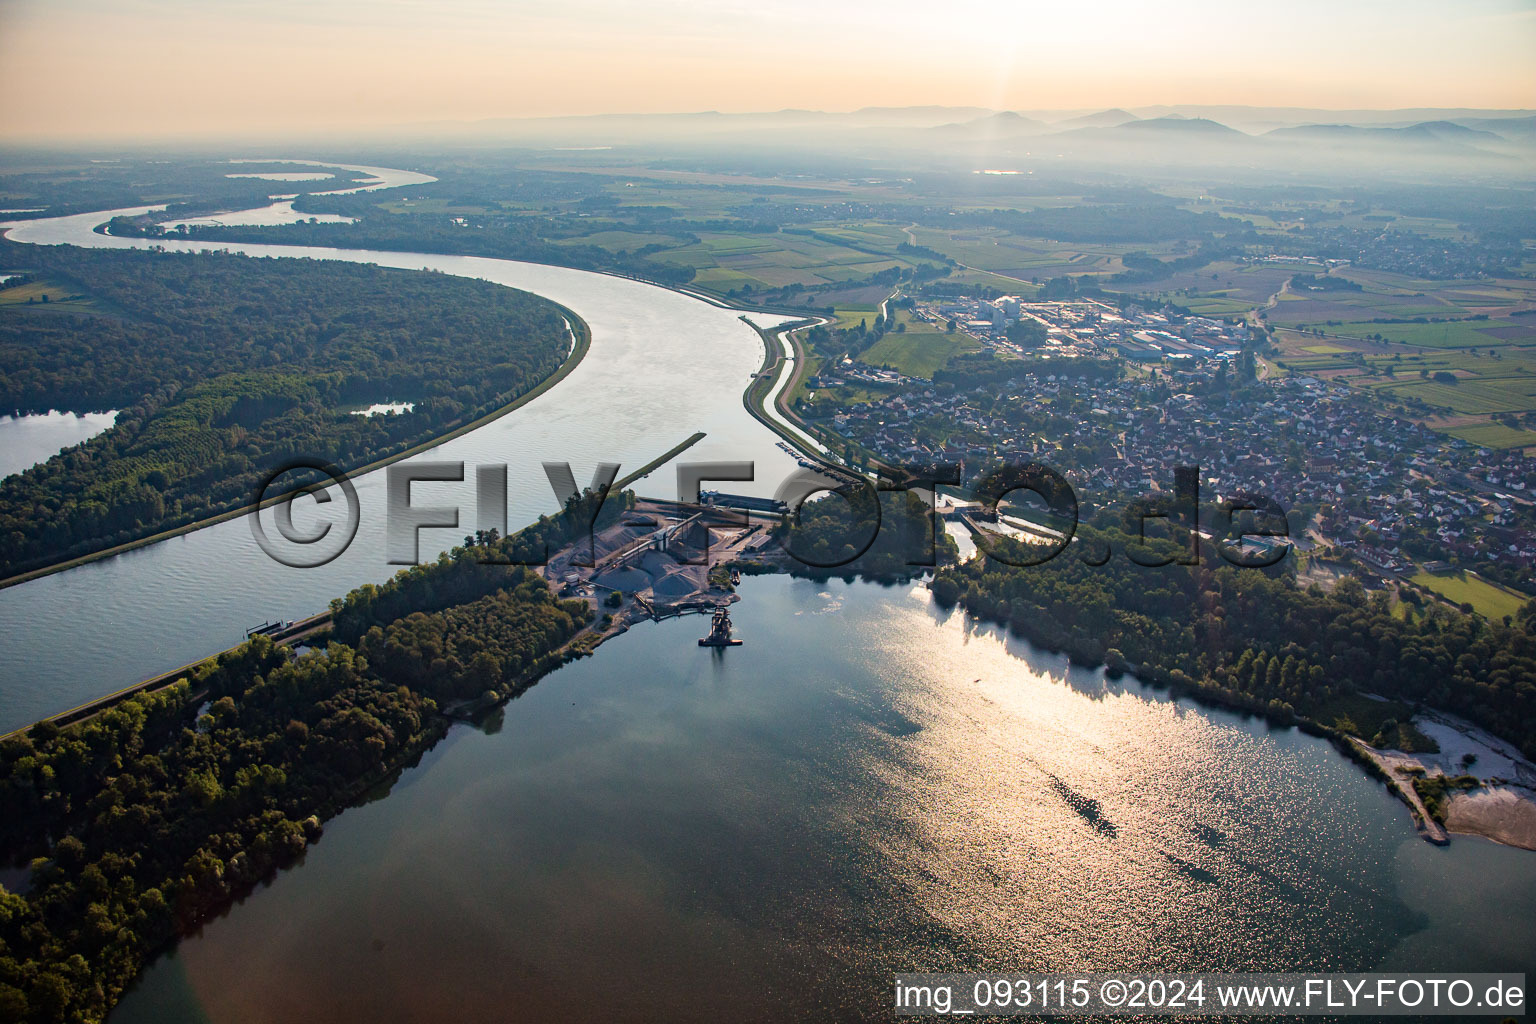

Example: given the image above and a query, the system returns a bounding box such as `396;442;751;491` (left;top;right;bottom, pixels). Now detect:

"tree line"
0;546;591;1023
108;210;699;288
771;484;959;580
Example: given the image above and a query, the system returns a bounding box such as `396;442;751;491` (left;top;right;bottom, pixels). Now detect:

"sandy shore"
1445;786;1536;851
1352;741;1449;845
1360;704;1536;852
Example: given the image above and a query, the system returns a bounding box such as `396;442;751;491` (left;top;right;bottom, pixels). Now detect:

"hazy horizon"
1;0;1532;143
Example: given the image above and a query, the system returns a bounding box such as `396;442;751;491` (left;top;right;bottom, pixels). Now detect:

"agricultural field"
832;306;883;330
1268;271;1536;341
1177;294;1258;316
652;230;912;292
1411;569;1531;621
858;311;980;377
1261;267;1536;446
944;266;1043;293
1376;377;1536;416
907;226;1134;282
378;198;504;216
552;228;695;251
1439;421;1536;449
0;276;107;315
1274;331;1536;423
1115;259;1305;306
1326;319;1536;349
813;223;911;250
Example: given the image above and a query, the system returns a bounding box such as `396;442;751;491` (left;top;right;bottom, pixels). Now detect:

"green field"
1267;270;1536;353
908;226;1132;282
1327;320;1532;349
1411;570;1531;621
378;198;501;216
1179;295;1254;316
551;228;693;251
859;326;980;378
1369;376;1536;416
1272;314;1536;431
653;230;912;292
1440;422;1536;449
0;277;105;315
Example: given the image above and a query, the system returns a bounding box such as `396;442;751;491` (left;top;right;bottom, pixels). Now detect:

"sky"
0;0;1533;141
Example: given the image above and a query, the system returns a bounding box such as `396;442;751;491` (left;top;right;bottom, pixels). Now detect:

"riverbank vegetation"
107;211;701;288
930;527;1536;758
0;549;591;1023
773;483;959;580
1412;773;1481;823
0;157;375;220
0;242;574;579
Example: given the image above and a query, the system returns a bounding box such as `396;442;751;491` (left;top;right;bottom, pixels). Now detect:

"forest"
0;547;591;1023
0;242;574;578
772;483;959;579
931;527;1536;759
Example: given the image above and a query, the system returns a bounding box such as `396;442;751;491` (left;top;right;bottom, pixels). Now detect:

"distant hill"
1401;120;1508;143
1266;121;1508;147
1127;105;1536;132
1266;124;1380;141
1051;116;1247;142
932;110;1048;136
1454;115;1536;140
389;105;1534;172
1113;116;1244;135
1052;108;1139;129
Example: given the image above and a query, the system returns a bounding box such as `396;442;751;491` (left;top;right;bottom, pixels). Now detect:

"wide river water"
0;204;802;732
2;170;1533;1022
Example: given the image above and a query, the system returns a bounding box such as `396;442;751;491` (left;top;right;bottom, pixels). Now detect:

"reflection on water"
347;401;415;417
0;409;118;479
108;577;1536;1024
225;172;335;182
226;158;435;196
159;201;354;230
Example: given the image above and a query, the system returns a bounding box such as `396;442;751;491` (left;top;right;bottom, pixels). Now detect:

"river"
1;170;1532;1022
0;205;803;732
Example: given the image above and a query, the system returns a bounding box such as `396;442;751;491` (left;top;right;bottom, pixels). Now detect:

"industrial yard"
543;497;782;642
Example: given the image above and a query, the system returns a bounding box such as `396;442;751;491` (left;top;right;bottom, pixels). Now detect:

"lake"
347;401;415;417
0;409;118;480
105;575;1536;1023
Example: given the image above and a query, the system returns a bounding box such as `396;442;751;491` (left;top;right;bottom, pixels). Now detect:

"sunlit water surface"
107;577;1536;1023
160;201;355;229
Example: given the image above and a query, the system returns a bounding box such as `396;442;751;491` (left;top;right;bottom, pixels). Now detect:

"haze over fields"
0;0;1532;140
